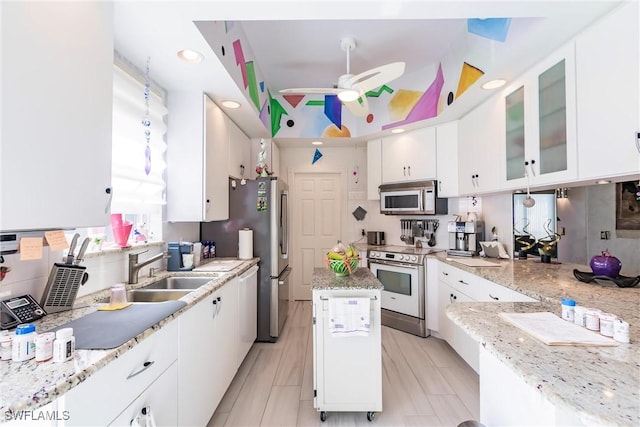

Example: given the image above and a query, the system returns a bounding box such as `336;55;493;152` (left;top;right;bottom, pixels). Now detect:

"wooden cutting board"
48;301;186;349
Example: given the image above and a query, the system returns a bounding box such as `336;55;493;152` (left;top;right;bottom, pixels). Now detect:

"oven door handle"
370;260;421;270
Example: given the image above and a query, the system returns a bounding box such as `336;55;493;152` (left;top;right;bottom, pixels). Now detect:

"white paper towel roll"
239;228;253;259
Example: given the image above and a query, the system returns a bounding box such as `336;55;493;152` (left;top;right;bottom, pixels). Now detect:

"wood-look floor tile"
427;394;475;427
261;385;301;426
274;325;309;385
439;366;480;420
207;411;229;427
402;414;446;426
300;328;315;401
215;344;260;413
222;347;282;427
420;336;471;370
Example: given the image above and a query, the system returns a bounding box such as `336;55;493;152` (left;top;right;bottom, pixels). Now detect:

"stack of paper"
499;312;619;346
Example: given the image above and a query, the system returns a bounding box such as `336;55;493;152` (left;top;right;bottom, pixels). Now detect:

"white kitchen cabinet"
167;93;229;222
576;2;640;181
436;261;537;372
435;121;460;197
0;2;113;231
479;346;583;426
178;276;239;426
382;127;437;183
238;265;258;367
312;289;382;421
228;117;251;179
503;43;578;189
367;139;382;200
63;321;178;426
457;94;504;195
109;362;178;427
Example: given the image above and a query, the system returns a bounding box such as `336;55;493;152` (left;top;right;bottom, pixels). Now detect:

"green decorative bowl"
328;258;359;276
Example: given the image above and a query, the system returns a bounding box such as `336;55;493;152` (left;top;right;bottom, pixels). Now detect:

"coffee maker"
447;221;484;257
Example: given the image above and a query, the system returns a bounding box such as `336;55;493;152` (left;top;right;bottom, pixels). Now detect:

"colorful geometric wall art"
467;18;512;42
322;124;351;138
455;62;485;99
382;63;445;131
269;92;288;137
312;148;323;165
283;94;305;108
365;85;393;98
232;39;248;88
246;61;260;109
324;95;342;129
388;89;423;122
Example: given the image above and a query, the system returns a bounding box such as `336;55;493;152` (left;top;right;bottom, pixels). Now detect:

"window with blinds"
110;60;167;241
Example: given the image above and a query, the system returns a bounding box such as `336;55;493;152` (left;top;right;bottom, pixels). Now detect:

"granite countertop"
0;258;259;419
311;266;383;291
436;253;640;426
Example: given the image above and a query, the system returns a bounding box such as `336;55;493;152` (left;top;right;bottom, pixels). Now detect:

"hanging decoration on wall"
353;165;359;184
256;138;272;177
312;148;323;165
142;56;152;176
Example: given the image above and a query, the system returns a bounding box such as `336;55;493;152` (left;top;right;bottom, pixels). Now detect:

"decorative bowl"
328;258;359;276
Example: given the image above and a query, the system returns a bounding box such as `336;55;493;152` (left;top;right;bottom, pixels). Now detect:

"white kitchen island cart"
311;267;383;422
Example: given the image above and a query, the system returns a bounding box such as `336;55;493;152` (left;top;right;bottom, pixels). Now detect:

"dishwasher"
238;265;259;366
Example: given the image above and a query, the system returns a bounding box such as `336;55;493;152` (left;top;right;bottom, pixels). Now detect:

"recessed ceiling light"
177;49;203;64
221;100;241;109
596;180;611;185
337;89;360;102
391;128;405;134
482;79;507;90
312;141;323;145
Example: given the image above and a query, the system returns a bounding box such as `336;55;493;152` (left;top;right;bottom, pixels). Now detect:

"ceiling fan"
279;37;405;116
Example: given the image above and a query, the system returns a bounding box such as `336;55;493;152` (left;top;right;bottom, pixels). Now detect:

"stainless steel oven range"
367;249;428;337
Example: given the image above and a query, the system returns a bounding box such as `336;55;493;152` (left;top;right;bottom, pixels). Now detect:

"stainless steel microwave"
379;180;448;215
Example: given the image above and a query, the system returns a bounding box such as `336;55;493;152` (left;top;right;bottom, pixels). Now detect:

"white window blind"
111;63;167;214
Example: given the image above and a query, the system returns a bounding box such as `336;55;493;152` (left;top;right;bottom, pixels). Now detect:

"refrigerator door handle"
280;190;289;258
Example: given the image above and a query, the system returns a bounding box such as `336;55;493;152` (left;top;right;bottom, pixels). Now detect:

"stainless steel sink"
143;276;215;290
125;289;192;302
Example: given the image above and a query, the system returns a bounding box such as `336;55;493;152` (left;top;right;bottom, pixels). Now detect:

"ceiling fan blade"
279;87;343;95
345;62;405;93
343;95;369;117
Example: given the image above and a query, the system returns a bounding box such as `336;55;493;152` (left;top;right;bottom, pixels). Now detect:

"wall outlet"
361;229;366;236
600;231;611;240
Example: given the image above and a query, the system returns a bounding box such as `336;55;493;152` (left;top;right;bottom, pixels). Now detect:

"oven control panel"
368;251;423;264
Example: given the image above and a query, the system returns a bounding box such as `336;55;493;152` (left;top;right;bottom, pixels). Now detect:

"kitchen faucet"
128;250;168;284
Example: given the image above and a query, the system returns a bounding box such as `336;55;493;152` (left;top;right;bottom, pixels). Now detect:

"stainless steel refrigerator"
200;177;290;342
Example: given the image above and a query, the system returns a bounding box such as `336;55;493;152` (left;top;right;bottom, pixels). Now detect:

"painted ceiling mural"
210;18;515;139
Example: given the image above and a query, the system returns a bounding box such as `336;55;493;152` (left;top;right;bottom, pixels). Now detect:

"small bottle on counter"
560;298;576;322
202;241;210;259
613;319;630;343
585;308;602;331
53;328;75;363
573;305;587;327
12;323;37;362
0;332;12;361
598;313;616;337
35;332;55;362
211;241;216;258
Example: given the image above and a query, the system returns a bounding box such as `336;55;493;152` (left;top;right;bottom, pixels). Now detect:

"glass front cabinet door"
503;43;577;189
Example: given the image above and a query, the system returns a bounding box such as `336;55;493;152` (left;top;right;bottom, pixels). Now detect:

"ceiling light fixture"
596;180;612;185
221;100;241;109
482;79;507;90
312;141;323;145
391;128;405;134
177;49;203;64
337;89;360;102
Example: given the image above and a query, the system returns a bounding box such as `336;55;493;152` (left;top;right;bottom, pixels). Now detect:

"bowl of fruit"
327;242;360;276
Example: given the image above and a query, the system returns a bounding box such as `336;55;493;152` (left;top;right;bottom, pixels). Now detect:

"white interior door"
292;173;342;300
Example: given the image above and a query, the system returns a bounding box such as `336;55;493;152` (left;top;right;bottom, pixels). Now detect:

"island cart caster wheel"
367;412;375;422
320;411;327;422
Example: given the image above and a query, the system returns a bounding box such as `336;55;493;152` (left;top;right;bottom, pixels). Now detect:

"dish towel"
328;297;371;337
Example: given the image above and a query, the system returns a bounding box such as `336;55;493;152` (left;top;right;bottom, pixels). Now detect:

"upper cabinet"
435;122;460;198
0;2;114;231
503;44;577;189
575;2;640;181
167;93;229;222
458;95;504;195
228;119;251;180
382;127;437;183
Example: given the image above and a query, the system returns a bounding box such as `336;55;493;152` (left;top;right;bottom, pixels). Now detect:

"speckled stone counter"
436;253;640;426
0;258;259;420
311;266;383;291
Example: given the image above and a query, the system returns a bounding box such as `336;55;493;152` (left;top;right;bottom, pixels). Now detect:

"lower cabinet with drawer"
63;321;179;426
436;260;537;372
